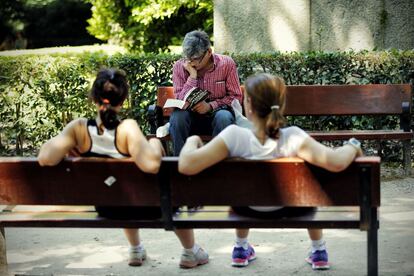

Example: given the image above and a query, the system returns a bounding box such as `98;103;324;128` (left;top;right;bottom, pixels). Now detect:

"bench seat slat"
174;209;360;229
0;207;360;229
308;130;414;140
0;211;164;228
148;130;414;142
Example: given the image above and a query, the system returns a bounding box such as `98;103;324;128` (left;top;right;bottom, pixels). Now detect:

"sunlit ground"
0;44;184;56
0;44;127;56
4;176;414;275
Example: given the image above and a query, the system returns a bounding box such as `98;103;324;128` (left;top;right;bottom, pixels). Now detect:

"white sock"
130;244;144;252
236;237;249;249
185;243;200;255
311;239;326;252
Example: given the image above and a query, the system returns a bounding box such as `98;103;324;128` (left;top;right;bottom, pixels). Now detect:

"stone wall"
214;0;414;53
214;0;310;53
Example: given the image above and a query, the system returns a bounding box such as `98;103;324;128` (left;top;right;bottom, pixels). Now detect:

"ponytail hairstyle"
244;73;286;138
89;68;129;130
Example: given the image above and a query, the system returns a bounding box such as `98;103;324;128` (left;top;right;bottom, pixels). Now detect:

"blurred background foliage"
86;0;213;52
0;0;99;49
0;0;213;52
0;50;413;161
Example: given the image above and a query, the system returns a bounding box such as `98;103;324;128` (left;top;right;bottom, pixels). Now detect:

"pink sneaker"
231;244;257;267
305;249;330;270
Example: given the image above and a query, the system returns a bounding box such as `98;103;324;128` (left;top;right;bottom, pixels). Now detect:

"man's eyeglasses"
188;51;207;63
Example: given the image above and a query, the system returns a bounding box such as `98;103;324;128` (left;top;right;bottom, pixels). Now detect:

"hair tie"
99;98;110;111
271;105;279;110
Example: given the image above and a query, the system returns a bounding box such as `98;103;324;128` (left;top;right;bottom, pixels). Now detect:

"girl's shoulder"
70;117;87;124
280;125;307;137
117;119;142;139
221;124;252;136
65;118;88;131
218;125;254;150
119;118;139;127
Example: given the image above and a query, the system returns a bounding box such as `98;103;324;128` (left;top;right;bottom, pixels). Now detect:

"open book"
163;87;209;110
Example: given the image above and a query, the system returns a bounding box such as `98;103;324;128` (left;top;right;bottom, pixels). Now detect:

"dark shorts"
95;206;178;220
231;206;316;219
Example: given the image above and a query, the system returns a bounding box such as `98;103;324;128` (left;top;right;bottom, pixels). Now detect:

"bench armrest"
148;104;157;134
400;101;411;132
147;105;165;134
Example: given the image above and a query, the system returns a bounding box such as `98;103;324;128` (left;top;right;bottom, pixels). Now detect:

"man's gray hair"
182;30;211;59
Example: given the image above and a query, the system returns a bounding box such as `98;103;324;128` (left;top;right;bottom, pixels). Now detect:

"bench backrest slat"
285;84;411;115
0;157;160;205
0;157;380;207
156;84;411;116
164;156;380;207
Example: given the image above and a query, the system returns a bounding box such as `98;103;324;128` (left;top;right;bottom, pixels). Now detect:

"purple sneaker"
231;244;257;267
305;249;330;270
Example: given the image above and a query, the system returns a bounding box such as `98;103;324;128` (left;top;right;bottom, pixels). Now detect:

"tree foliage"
0;0;99;49
87;0;213;52
23;0;99;48
0;0;25;40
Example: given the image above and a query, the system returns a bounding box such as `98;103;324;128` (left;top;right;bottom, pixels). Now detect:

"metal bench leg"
402;140;411;176
367;208;378;276
0;227;8;274
360;165;378;276
158;163;174;231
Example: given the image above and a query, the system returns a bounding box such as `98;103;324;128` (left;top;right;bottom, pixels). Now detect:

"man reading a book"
170;30;243;155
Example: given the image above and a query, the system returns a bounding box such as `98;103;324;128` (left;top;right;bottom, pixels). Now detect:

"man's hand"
184;60;197;79
192;101;212;114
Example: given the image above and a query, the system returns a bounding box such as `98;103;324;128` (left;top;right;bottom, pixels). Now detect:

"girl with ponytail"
178;73;363;270
90;68;128;130
38;68;206;268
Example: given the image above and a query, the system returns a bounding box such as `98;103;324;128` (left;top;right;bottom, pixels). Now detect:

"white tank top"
84;119;128;159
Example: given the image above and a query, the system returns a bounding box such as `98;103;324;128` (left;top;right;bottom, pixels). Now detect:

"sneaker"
305;249;330;270
180;247;209;268
128;248;147;266
231;244;257;267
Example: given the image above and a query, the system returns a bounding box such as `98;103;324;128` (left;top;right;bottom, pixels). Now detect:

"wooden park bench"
147;84;413;174
0;156;380;275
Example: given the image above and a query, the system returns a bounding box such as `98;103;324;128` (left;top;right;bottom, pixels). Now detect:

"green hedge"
0;50;413;161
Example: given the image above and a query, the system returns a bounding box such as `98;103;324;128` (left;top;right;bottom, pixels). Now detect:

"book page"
183;87;197;102
163;99;187;109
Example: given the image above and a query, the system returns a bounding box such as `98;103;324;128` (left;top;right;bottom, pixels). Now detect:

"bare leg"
307;228;323;241
176;228;209;268
174;229;195;249
306;228;329;270
123;228;140;246
232;228;255;267
236;228;249;239
124;228;146;266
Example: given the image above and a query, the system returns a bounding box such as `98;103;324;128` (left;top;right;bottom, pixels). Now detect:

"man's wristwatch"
344;137;361;152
